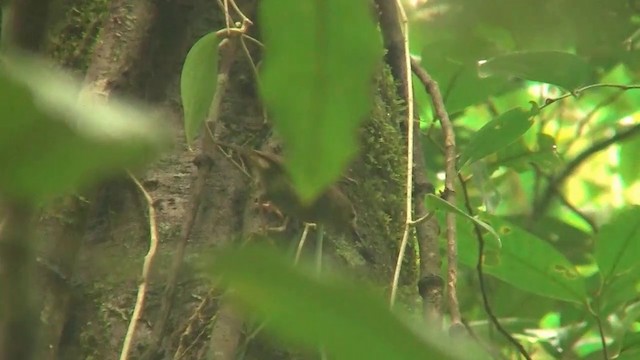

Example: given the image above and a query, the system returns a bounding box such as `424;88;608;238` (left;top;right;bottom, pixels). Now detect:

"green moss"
346;65;419;283
46;0;109;71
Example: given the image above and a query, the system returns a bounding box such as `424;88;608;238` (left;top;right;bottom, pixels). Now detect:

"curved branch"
411;56;460;325
458;175;532;360
534;123;640;219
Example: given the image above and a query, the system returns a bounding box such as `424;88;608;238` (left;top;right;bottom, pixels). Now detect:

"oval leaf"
260;0;382;203
210;245;487;360
595;206;640;287
458;214;586;303
459;107;534;168
419;53;513;114
180;32;220;147
478;51;591;90
0;56;170;202
425;194;501;246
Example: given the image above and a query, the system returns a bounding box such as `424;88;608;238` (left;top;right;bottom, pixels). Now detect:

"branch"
458;176;532;360
374;0;409;100
378;0;416;308
411;56;461;326
540;83;640;110
119;174;161;360
534;123;640;219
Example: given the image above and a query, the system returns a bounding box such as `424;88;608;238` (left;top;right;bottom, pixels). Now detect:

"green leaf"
210;245;486;360
0;56;170;202
494;134;561;173
260;0;381;203
180;32;220;147
619;136;640;186
458;215;586;303
477;51;591;90
418;54;512;114
425;194;501;246
595;206;640;288
506;215;592;265
459;107;534;168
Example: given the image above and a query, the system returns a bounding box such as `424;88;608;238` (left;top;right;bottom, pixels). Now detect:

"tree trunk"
34;0;416;358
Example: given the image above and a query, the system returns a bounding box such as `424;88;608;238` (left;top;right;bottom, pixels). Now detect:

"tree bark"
31;0;415;358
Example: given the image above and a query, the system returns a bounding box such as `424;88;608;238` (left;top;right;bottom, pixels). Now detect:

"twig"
143;39;239;359
387;0;415;308
554;186;598;233
227;0;252;24
409;212;434;225
411;56;461;325
573;91;623;140
458;175;532;360
173;294;212;359
534;123;640;219
241;34;264;48
587;302;609;360
120;174;161;360
239;35;268;123
294;223;315;265
315;225;325;275
539;83;640;110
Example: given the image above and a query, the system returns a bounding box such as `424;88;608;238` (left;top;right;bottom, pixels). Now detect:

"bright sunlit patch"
619;115;636;125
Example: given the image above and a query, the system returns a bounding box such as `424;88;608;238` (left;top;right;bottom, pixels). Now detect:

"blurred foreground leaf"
0;56;170;202
260;0;381;203
595;206;640;289
210;245;486;360
478;51;591;90
459;107;534;168
458;215;587;303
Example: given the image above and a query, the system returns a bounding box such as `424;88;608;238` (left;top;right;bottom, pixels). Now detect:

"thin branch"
241;34;264;48
120;174;161;360
539;83;640;110
239;35;268;123
555;186;598;233
144;39;239;359
574;91;623;139
411;56;461;325
458;175;532;360
587;302;609;360
387;0;415;308
294;223;315;265
534;123;640;219
315;225;324;275
227;0;252;24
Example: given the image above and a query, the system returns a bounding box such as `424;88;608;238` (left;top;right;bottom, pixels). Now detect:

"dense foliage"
2;0;640;359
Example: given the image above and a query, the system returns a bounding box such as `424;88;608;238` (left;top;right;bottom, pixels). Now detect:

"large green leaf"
619;136;640;187
0;56;170;202
494;134;561;173
595;206;640;288
259;0;381;203
180;32;220;147
425;194;501;246
210;245;486;360
506;215;592;265
477;51;591;90
459;107;534;168
458;214;586;303
419;53;512;114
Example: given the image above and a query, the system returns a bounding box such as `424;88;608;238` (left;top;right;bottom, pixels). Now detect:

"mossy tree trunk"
28;0;420;359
